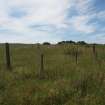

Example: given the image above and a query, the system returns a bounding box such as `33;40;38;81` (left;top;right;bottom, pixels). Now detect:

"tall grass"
0;44;105;105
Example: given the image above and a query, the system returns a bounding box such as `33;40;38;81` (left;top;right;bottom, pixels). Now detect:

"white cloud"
70;15;96;33
0;0;73;43
68;0;97;34
96;11;105;20
0;0;71;28
75;0;95;14
0;30;61;43
0;0;105;43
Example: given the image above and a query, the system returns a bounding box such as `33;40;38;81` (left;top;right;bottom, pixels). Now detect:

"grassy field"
0;43;105;105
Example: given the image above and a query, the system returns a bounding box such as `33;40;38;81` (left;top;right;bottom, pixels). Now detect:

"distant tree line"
57;41;87;45
42;40;87;45
43;42;51;45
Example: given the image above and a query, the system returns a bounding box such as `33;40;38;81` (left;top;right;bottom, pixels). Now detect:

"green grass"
0;44;105;105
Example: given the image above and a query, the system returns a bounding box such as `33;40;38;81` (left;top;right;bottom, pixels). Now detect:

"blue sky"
0;0;105;43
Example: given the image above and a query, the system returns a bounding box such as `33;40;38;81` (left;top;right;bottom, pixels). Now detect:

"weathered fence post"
39;53;44;79
75;50;78;64
93;44;96;55
93;44;97;59
37;45;45;79
5;43;11;69
75;46;78;64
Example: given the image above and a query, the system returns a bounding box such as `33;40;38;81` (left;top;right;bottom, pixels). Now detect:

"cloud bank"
0;0;105;43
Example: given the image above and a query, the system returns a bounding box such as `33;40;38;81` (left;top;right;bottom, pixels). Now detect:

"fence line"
1;43;99;73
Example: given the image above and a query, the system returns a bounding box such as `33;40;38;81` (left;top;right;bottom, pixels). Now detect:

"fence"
0;43;102;79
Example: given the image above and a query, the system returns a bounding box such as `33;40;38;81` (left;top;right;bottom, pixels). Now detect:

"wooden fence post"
39;53;44;79
5;43;11;69
75;50;78;64
75;46;78;64
93;44;97;59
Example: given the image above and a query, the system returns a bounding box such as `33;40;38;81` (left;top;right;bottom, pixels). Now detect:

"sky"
0;0;105;44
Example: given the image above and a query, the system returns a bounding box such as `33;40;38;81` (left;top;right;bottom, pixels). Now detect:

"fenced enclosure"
0;43;105;79
0;43;105;105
